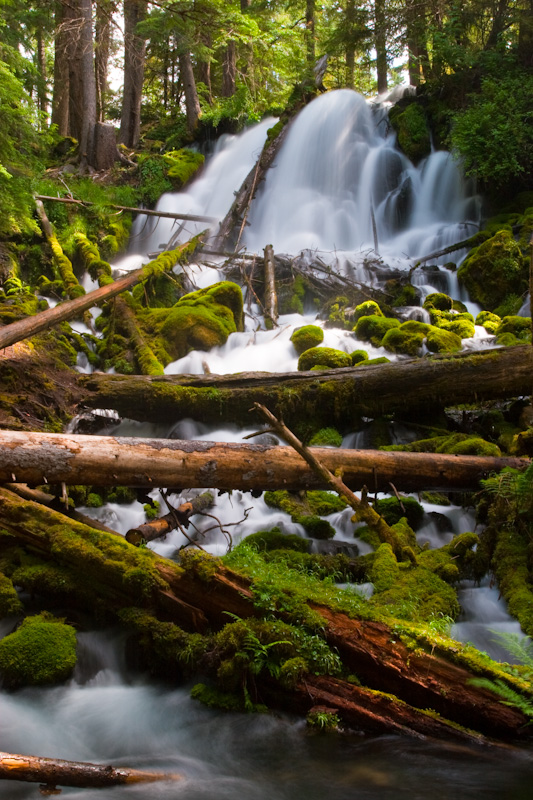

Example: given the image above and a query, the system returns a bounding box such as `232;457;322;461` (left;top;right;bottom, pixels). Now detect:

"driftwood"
263;244;278;327
79;345;533;429
0;429;527;492
0;240;198;352
34;195;217;224
0;484;530;743
0;751;180;790
126;491;215;545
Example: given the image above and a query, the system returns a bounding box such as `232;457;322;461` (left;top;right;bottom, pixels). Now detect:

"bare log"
79;345;533;429
0;429;527;492
263;244;278;327
126;491;215;545
0;239;199;352
0;751;180;789
34;195;217;224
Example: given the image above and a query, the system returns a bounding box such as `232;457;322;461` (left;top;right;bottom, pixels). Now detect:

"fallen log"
34;194;217;224
0;238;199;352
126;491;215;545
79;345;533;429
0;751;181;789
0;485;530;742
0;429;527;492
35;197;85;300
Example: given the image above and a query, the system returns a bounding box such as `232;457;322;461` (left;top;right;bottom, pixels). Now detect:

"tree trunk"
375;0;387;93
79;0;97;169
78;345;533;430
221;39;236;97
0;751;180;789
0;240;198;352
93;121;118;170
51;0;75;135
36;28;48;122
0;429;526;493
95;0;116;121
119;0;147;148
345;0;355;89
305;0;316;67
0;485;529;743
179;49;202;136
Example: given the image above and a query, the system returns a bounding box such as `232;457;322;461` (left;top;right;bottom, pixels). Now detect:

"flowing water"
2;90;532;797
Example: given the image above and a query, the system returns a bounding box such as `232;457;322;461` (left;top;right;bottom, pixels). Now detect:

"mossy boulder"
370;563;460;621
423;293;453;312
495;315;531;343
458;231;528;312
370;543;400;592
425;326;462;353
353;300;383;323
428;309;475;339
355;356;390;366
290;324;324;355
475;310;501;334
0;612;77;688
354;314;400;346
298;347;351;371
350;349;368;364
374;496;425;530
309;427;343;447
148;281;244;362
388;103;431;164
245;527;311;553
385;432;501;458
382;321;427;356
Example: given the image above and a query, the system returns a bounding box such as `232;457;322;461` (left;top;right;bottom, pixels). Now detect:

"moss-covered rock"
353;300;383;323
384;432;501;457
245;527;311;553
475;310;501;334
370;543;400;592
495;315;531;343
162;149;205;187
374;496;425;530
354;356;391;367
427;308;476;338
354;314;400;346
424;293;453;312
0;572;23;617
298;347;351;371
388;103;431;164
290;324;324;355
382;322;426;356
0;612;77;688
309;427;343;447
458;231;528;312
425;326;462;353
147;281;244;362
350;349;368;364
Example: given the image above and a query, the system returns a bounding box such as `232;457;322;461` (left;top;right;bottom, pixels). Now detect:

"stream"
1;88;533;797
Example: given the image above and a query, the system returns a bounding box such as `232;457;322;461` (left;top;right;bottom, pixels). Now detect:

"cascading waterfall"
1;90;530;799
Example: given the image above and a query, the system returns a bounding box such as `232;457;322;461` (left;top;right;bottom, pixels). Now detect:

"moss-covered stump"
145;281;244;363
0;612;77;688
290;324;324;355
297;347;351;371
458;231;529;313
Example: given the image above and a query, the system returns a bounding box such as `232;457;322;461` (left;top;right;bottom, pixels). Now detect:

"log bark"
0;429;527;492
0;485;529;743
0;240;198;352
263;244;278;327
126;491;215;545
0;751;180;789
79;345;533;429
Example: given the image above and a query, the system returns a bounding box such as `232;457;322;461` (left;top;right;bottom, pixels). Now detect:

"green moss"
424;293;453;311
354;314;400;347
382;325;424;356
290;324;324;355
309;427;342;447
370;543;400;592
370;561;460;622
425;326;462;353
245;527;311;553
495;315;531;342
458;231;528;311
355;356;390;366
298;347;351;371
179;548;222;582
428;309;476;338
475;310;501;334
389;103;431;163
306;708;340;731
266;120;285;142
374;496;424;530
191;682;256;712
162;149;205;187
350;349;368;364
299;516;335;539
0;572;23;617
353;300;383;322
420;492;451;506
0;612;77;688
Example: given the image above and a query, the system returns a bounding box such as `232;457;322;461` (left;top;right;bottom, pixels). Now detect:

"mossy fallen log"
0;429;527;492
79;345;533;429
0;485;531;743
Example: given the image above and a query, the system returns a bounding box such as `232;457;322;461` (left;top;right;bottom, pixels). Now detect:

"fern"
470;677;533;720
